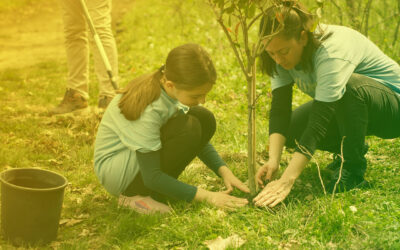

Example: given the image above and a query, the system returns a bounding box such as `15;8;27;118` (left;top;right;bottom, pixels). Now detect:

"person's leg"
285;101;342;154
123;107;216;200
87;0;118;106
59;0;90;98
51;0;89;115
328;73;400;191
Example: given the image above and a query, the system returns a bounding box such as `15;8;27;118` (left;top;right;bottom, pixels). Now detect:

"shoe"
118;195;172;214
324;144;369;174
98;95;113;109
325;154;343;173
327;167;369;193
49;89;88;115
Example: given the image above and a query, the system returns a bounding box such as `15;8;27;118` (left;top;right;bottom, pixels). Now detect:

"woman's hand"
253;177;294;208
218;166;250;194
255;160;279;188
195;188;248;209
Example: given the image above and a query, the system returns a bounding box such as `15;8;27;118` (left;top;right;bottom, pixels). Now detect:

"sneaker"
118;195;172;214
98;95;113;109
49;89;88;115
327;167;369;193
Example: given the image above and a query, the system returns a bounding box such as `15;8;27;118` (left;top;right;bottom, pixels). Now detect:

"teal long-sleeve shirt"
137;143;226;202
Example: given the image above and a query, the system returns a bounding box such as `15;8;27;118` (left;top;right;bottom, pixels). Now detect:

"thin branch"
360;0;373;36
295;140;327;195
329;0;343;25
393;0;400;46
237;5;253;76
208;0;248;79
331;136;346;201
247;12;264;30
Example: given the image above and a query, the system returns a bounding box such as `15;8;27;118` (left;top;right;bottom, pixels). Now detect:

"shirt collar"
160;88;190;113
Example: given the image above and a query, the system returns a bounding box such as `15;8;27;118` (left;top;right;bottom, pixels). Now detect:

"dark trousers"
286;73;400;176
122;106;216;199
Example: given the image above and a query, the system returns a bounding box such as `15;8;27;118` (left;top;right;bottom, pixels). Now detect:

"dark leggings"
122;106;216;198
286;73;400;176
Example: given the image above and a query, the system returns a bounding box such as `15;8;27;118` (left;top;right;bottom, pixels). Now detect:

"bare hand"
218;166;250;194
253;178;294;208
207;191;248;209
255;160;279;188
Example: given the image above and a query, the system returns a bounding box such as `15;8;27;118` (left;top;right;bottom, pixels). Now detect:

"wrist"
280;174;297;185
280;152;309;182
217;166;230;177
268;158;280;165
194;187;209;202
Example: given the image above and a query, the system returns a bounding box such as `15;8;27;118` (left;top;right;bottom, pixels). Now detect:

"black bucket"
0;168;68;246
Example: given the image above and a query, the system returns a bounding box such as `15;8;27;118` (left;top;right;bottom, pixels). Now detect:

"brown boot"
98;95;114;109
49;89;88;115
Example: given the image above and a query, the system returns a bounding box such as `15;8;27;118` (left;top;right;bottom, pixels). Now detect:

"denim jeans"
286;73;400;177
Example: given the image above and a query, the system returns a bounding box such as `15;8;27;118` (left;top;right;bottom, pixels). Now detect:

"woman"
253;1;400;208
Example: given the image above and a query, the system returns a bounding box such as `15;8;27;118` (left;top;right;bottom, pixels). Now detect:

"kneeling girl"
94;44;249;214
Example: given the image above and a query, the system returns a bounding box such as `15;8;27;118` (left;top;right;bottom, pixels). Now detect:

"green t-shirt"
271;24;400;101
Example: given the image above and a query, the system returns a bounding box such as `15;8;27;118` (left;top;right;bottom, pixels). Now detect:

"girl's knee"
188;106;216;138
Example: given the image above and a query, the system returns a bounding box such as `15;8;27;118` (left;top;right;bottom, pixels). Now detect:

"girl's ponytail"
118;67;164;121
118;43;216;121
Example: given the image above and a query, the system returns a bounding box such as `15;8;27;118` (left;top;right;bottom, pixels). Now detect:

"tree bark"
247;61;257;195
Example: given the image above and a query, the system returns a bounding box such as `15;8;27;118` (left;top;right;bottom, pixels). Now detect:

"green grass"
1;0;400;248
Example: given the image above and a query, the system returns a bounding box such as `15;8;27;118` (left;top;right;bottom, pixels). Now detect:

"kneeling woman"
95;44;249;214
254;2;400;207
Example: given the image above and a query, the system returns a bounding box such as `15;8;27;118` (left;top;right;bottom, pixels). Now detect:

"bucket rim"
0;167;68;192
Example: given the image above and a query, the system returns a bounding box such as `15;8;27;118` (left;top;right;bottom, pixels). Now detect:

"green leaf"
217;0;225;10
247;3;256;18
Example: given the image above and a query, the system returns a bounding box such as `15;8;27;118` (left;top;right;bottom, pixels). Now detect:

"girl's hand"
218;166;250;194
195;188;248;209
253;177;294;208
255;160;279;188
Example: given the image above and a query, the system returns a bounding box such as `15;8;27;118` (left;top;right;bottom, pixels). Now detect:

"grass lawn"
0;0;399;248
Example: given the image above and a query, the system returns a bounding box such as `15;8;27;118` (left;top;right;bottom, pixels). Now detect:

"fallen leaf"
79;229;90;237
204;234;245;250
59;218;83;227
216;209;227;218
205;176;216;182
349;205;358;213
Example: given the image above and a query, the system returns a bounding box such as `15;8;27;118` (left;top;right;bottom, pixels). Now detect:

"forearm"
137;150;197;202
280;152;309;182
197;143;226;176
268;133;286;164
297;100;338;157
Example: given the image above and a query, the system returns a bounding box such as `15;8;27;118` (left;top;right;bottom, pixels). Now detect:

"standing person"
253;1;400;208
50;0;118;115
94;44;249;214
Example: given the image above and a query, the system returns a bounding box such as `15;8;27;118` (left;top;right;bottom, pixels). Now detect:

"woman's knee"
285;101;313;148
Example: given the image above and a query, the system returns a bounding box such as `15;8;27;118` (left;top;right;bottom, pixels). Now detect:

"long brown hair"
118;44;217;120
259;0;324;77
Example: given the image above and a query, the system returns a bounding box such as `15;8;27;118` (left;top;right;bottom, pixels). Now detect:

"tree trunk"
247;62;257;195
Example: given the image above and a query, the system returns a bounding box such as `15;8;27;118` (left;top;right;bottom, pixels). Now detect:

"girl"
253;1;400;208
94;44;249;214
